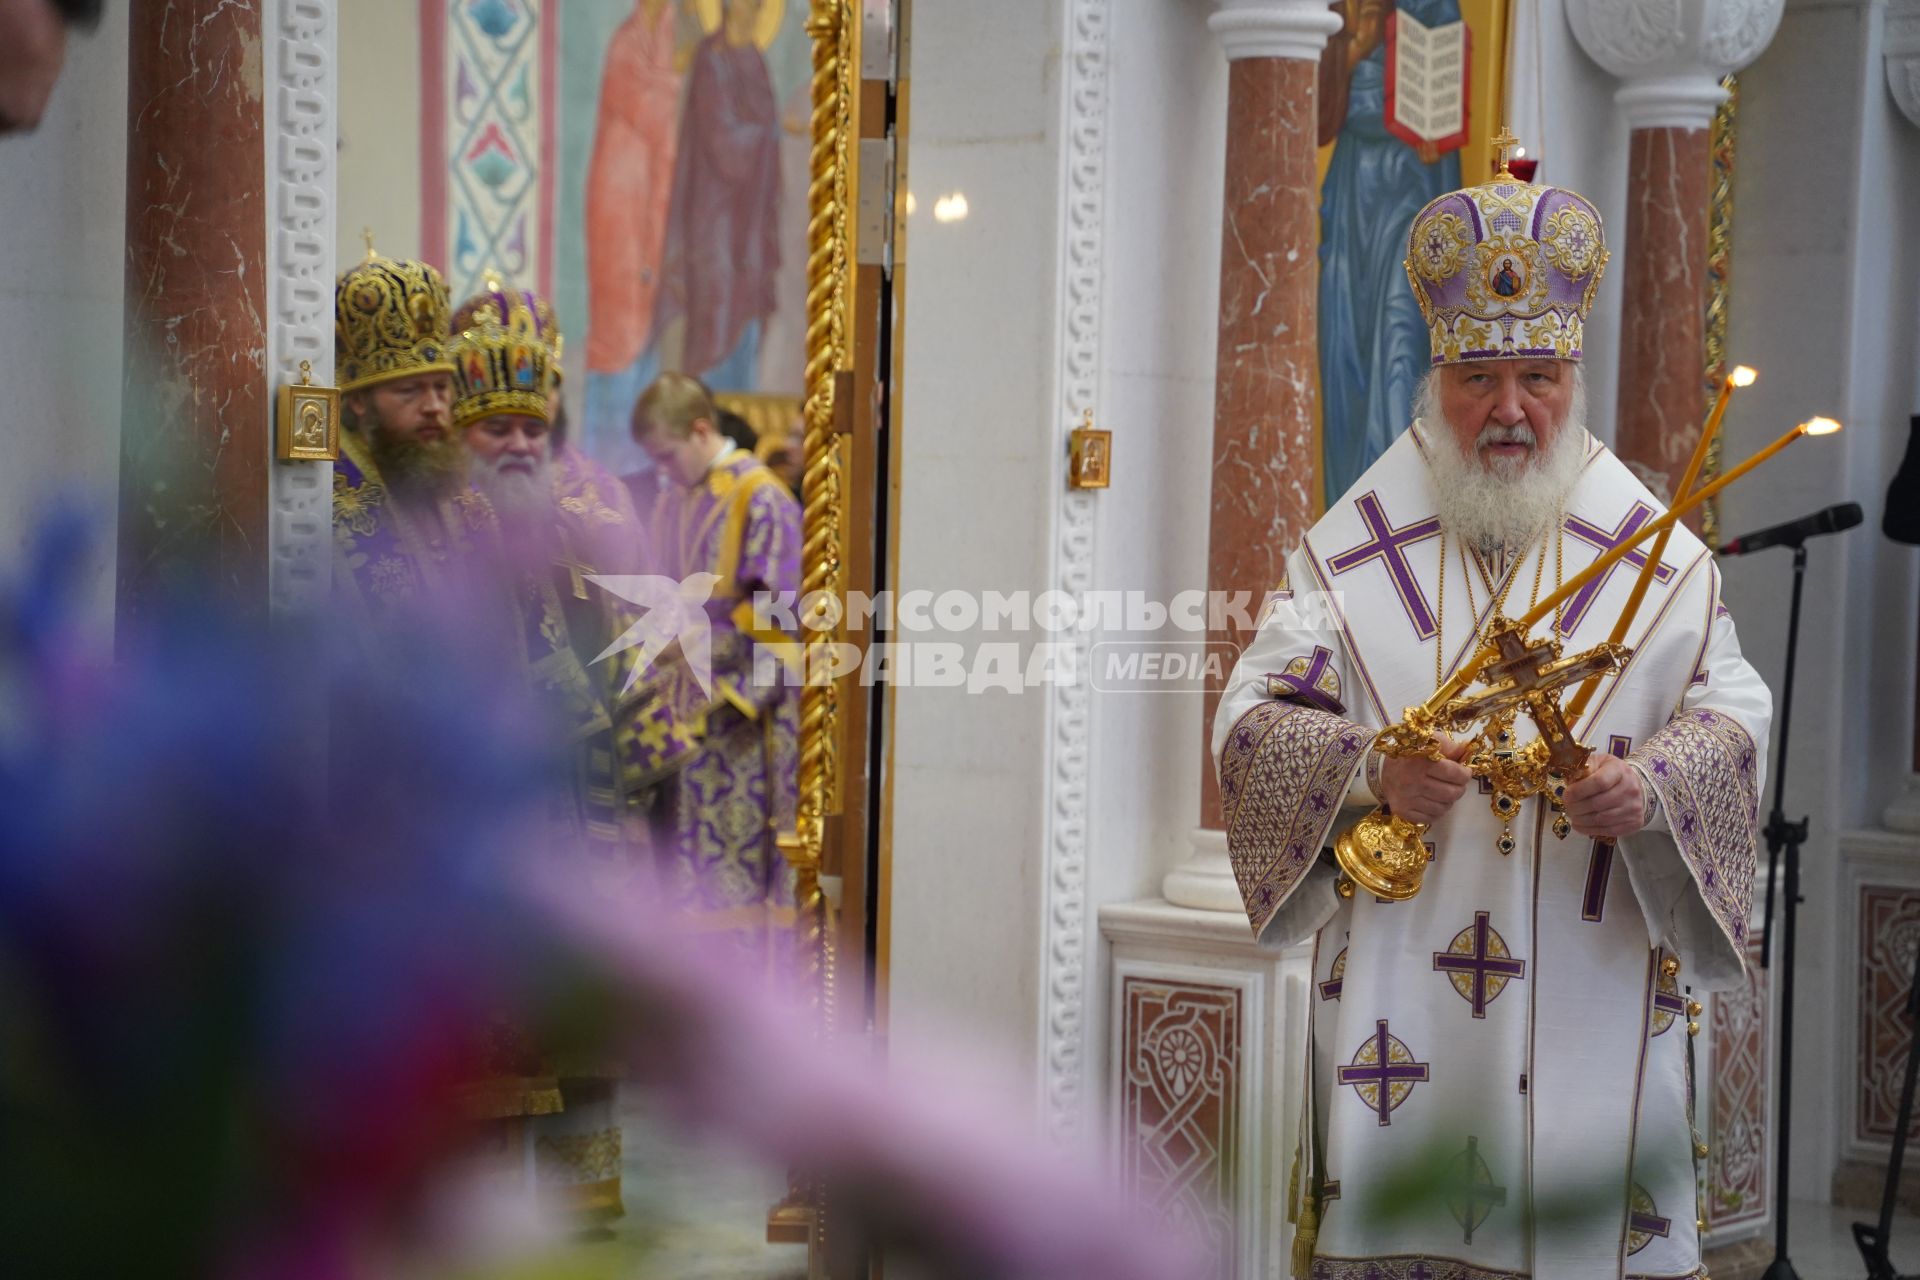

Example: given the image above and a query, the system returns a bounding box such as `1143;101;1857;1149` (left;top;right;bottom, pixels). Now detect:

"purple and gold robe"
625;447;800;957
1215;425;1771;1280
332;428;498;626
553;442;646;577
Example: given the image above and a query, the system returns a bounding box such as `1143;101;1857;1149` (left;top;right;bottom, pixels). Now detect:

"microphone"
1719;501;1863;556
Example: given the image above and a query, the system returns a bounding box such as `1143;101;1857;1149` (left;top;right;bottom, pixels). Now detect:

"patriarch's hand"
1378;735;1473;827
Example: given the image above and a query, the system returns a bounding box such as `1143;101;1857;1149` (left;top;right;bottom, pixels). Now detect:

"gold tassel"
1286;1147;1301;1225
1291;1195;1319;1278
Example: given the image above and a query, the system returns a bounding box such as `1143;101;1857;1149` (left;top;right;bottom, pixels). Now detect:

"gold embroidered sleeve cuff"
1219;699;1374;941
1628;760;1665;834
1628;708;1761;959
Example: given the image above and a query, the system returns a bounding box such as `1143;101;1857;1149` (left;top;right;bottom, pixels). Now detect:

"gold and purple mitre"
1403;143;1608;365
448;272;562;430
334;239;457;393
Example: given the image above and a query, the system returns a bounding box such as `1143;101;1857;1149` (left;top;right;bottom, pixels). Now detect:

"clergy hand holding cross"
1335;409;1839;902
1377;736;1472;826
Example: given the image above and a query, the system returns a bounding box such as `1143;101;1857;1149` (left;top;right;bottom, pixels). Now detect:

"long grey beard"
473;457;556;540
1417;380;1590;557
366;423;465;506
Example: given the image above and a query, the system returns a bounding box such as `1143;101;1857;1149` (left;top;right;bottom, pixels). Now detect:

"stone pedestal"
1887;776;1920;833
118;0;270;625
1101;899;1313;1279
1162;829;1244;915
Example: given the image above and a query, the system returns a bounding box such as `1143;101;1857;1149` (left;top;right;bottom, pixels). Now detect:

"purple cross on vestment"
1326;492;1443;641
1631;1207;1673;1241
1336;1019;1430;1126
1653;985;1688;1031
1318;947;1346;1001
1265;645;1344;715
1432;911;1527;1018
1560;503;1674;635
1581;736;1635;922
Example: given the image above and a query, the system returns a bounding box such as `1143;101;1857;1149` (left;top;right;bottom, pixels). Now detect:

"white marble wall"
1079;0;1225;1112
888;0;1068;1069
336;0;425;269
0;11;130;635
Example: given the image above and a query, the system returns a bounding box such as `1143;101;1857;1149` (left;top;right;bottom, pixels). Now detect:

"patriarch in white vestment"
1214;166;1771;1280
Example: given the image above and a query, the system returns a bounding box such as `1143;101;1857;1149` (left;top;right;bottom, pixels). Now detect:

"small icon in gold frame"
1069;410;1111;490
278;361;340;462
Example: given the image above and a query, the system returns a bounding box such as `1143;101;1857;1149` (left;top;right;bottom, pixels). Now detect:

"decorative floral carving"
1704;0;1785;68
1568;0;1782;121
1044;0;1109;1143
1571;0;1686;72
268;0;337;619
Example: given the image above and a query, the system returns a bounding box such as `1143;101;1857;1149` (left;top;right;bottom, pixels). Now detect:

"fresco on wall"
422;0;813;475
1315;0;1510;509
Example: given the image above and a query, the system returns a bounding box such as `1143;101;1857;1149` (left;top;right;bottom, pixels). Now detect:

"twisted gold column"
769;0;855;1260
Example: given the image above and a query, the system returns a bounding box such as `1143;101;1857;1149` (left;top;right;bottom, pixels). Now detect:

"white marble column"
1568;0;1781;508
1164;0;1340;916
1101;9;1335;1278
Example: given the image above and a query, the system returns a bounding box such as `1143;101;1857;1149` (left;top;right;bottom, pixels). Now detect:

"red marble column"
1199;56;1324;828
1614;126;1710;516
117;0;268;626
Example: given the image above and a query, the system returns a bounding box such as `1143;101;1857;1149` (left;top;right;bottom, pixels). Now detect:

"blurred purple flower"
0;515;1203;1280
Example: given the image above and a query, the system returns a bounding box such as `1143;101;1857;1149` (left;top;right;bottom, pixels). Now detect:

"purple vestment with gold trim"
626;448;800;958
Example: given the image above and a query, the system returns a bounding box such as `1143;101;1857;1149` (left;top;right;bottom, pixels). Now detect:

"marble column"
1615;121;1713;507
1568;1;1783;510
1167;0;1339;911
117;0;269;627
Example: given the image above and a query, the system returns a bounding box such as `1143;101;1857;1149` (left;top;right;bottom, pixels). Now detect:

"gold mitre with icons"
448;271;562;431
1403;129;1609;366
334;234;457;394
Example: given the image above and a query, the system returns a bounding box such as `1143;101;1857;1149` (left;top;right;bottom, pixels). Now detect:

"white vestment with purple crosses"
1213;424;1771;1280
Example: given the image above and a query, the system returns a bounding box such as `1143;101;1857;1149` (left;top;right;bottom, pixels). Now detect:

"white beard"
1416;375;1590;556
473;453;555;532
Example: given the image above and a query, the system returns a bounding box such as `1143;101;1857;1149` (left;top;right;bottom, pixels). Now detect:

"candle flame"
1729;365;1757;387
1802;416;1842;436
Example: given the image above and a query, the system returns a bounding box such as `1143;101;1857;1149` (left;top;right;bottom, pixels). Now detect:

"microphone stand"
1760;544;1808;1280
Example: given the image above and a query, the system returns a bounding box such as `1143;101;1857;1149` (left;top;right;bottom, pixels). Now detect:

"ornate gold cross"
1445;618;1630;777
1491;126;1520;178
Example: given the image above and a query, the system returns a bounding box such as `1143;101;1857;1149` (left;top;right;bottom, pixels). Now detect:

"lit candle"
1519;417;1837;632
1563;364;1758;724
1420;417;1842;717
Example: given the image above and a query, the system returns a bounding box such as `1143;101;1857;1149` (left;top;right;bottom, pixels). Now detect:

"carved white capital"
1568;0;1784;129
1889;0;1920;129
1208;0;1343;63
